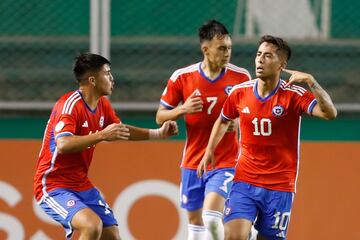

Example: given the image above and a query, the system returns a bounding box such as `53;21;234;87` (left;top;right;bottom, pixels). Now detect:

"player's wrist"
149;128;164;139
177;105;187;115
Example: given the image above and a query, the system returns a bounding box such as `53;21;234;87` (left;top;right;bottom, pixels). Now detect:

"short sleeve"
160;77;183;110
54;113;77;140
221;91;240;121
295;89;317;115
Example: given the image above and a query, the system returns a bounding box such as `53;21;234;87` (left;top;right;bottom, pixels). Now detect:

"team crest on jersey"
99;116;104;128
224;85;233;95
272;105;285;117
67;199;76;207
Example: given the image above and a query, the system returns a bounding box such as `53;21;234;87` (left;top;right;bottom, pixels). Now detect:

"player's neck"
78;87;100;110
201;61;223;80
257;77;280;98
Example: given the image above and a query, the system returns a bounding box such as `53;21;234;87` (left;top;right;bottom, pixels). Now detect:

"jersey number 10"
252;117;272;136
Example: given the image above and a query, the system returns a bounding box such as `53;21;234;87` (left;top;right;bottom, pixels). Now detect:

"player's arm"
156;90;203;125
197;116;231;177
56;123;130;154
125;120;178;140
283;68;337;120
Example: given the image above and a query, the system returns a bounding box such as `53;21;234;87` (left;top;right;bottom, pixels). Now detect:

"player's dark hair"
73;53;111;82
259;35;292;61
198;19;229;43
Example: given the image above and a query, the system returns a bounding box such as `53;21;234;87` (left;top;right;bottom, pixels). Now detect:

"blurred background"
0;0;359;112
0;0;359;239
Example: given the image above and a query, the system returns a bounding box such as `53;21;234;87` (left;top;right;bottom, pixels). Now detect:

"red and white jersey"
34;90;120;201
221;79;317;192
161;62;251;169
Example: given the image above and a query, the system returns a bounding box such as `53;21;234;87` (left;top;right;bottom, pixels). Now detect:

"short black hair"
259;35;292;61
73;53;111;82
198;19;229;43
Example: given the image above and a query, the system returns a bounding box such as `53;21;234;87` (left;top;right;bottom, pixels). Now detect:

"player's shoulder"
169;62;200;82
56;90;83;115
226;63;251;79
229;79;256;95
279;79;308;97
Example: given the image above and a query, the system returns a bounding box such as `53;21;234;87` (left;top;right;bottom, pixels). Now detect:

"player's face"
255;42;284;79
204;34;232;68
94;64;114;95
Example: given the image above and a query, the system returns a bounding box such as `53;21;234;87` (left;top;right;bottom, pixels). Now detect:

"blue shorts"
38;188;117;239
224;181;294;240
180;167;234;211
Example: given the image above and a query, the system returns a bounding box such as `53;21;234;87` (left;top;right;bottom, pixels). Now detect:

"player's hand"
197;150;215;178
101;123;130;141
226;119;238;132
282;68;316;88
159;120;179;138
180;90;203;114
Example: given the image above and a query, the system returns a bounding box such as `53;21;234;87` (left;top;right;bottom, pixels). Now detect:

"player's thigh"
204;167;234;200
203;191;225;212
224;218;253;240
71;208;102;231
223;181;257;227
101;225;121;240
180;168;205;211
255;191;294;240
38;188;91;239
81;188;118;228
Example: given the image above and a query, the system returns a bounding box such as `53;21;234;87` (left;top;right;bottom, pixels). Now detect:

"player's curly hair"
73;53;111;82
198;19;229;43
259;35;292;61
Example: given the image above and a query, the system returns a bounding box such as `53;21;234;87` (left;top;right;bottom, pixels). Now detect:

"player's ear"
88;75;96;86
201;43;208;55
279;58;287;71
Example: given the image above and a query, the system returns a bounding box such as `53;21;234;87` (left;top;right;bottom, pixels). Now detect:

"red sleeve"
221;90;240;121
160;77;183;109
294;88;317;115
53;104;77;140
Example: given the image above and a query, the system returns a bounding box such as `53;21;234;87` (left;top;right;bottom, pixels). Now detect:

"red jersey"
221;79;317;192
161;62;250;169
34;90;120;201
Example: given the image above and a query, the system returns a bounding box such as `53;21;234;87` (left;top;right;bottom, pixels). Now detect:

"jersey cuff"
307;99;318;115
160;99;175;110
220;112;233;121
55;132;73;140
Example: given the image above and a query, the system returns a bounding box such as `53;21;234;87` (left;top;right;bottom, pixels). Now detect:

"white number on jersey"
252;117;272;136
206;97;218;115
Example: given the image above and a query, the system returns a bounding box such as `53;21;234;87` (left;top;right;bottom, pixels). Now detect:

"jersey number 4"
252;117;272;136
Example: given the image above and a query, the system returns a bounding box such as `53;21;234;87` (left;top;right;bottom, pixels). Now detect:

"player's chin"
255;71;265;78
106;88;113;95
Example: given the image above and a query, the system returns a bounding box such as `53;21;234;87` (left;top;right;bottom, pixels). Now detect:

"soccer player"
197;35;337;240
156;20;251;239
33;53;178;240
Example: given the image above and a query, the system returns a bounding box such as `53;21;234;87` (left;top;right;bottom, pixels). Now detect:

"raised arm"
283;68;337;120
197;116;231;177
